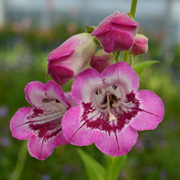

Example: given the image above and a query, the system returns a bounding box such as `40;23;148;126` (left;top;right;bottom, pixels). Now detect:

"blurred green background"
0;0;180;180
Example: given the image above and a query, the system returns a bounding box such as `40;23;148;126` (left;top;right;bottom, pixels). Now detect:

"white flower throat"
92;84;126;121
42;98;67;112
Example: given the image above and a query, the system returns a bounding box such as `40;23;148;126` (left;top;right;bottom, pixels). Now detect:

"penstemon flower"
47;33;97;86
62;62;165;156
92;11;139;53
10;80;76;160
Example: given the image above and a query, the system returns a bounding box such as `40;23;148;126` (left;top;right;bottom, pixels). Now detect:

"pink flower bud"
129;34;148;56
47;33;97;86
90;49;115;73
92;11;139;53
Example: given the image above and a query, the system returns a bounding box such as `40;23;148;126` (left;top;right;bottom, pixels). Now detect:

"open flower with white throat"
62;62;165;156
10;80;76;160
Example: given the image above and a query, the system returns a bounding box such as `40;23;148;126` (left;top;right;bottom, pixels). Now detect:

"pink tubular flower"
129;34;148;56
10;80;76;160
90;49;115;73
92;11;139;53
62;62;165;156
47;33;97;86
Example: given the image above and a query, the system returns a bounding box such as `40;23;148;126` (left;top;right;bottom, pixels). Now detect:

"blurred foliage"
0;22;180;180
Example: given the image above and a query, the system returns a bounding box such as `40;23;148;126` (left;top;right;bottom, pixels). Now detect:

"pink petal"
72;68;103;104
95;29;115;53
45;80;70;107
111;11;139;27
91;15;113;36
113;28;134;51
95;125;138;156
90;54;113;73
62;106;100;146
47;64;74;86
64;91;77;107
130;90;165;131
25;81;45;107
28;135;59;160
25;80;70;109
47;46;75;61
55;133;69;145
10;107;34;140
101;62;139;94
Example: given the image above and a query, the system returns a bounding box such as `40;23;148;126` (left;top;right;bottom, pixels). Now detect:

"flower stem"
11;141;28;180
130;0;138;19
122;51;128;62
115;51;121;62
129;52;133;66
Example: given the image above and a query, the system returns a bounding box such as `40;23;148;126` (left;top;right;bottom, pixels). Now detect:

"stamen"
92;92;110;113
112;85;118;90
42;98;54;103
112;84;125;107
95;89;102;95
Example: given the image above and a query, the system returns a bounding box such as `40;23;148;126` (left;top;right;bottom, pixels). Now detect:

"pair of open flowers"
10;11;164;160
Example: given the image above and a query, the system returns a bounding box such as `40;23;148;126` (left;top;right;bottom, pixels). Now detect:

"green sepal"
105;155;127;180
127;13;134;20
86;26;96;33
77;148;106;180
133;60;160;77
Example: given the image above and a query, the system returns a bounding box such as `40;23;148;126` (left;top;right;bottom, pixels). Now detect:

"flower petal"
72;68;103;104
111;11;139;27
95;29;115;53
47;64;74;86
28;135;59;160
92;15;112;36
95;125;138;156
10;107;33;140
113;28;134;51
25;80;70;109
47;46;75;61
62;106;100;146
102;62;139;94
130;90;165;131
55;133;69;145
64;91;77;107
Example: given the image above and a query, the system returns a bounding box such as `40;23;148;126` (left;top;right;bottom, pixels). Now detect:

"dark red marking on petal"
113;122;120;152
80;92;158;137
70;121;87;140
28;108;43;119
29;118;62;142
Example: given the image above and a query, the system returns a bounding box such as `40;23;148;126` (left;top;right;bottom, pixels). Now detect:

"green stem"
130;0;138;19
129;52;133;66
115;51;121;62
122;51;128;62
11;141;28;180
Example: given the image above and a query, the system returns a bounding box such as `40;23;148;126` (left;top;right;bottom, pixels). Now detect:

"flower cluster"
10;11;164;160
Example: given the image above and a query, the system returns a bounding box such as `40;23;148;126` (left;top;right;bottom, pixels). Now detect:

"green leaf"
105;155;127;180
133;60;160;77
77;148;106;180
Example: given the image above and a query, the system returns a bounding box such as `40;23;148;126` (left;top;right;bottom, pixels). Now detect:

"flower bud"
92;11;139;53
90;49;115;73
47;33;97;86
129;34;148;56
